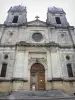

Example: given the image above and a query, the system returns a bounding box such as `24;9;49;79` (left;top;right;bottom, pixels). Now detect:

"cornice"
0;77;28;82
0;42;74;49
16;41;59;47
11;78;28;82
0;77;75;82
0;23;74;30
16;41;74;49
47;78;75;82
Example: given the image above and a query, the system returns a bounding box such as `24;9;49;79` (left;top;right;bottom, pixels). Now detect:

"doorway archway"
30;63;45;90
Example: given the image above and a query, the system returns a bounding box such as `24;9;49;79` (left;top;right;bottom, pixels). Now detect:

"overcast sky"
0;0;75;26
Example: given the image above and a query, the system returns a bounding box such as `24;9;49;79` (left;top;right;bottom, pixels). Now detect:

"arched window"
67;63;73;77
12;16;18;23
0;63;7;77
55;17;61;24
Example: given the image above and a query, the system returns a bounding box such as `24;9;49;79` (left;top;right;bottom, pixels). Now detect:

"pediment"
27;20;47;26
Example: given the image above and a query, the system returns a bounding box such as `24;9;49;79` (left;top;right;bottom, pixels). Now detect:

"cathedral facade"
0;5;75;94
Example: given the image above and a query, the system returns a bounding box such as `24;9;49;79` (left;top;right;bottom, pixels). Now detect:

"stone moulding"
16;41;73;48
16;41;59;47
11;78;28;82
0;78;28;82
47;78;75;82
16;42;73;49
47;78;63;82
0;79;11;82
0;77;75;82
0;42;74;49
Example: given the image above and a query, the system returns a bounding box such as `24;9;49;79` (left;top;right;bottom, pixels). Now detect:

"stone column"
23;51;30;90
12;50;25;91
50;48;63;90
51;48;62;78
46;50;53;90
23;51;28;80
13;51;25;78
47;51;52;80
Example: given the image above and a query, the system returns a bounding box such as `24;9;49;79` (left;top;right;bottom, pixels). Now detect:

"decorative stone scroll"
16;41;59;47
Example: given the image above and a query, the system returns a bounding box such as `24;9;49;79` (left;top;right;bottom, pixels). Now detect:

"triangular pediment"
27;19;47;26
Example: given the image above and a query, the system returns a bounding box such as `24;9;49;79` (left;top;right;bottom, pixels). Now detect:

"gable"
27;20;47;26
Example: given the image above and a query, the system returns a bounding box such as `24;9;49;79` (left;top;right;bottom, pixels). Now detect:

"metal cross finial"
35;16;39;20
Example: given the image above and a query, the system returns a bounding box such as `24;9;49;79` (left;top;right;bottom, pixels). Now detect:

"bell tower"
4;5;27;25
46;6;69;26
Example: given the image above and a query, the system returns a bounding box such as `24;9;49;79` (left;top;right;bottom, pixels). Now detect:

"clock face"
32;33;43;42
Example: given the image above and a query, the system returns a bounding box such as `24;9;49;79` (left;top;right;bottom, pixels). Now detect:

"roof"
48;6;65;14
8;5;26;12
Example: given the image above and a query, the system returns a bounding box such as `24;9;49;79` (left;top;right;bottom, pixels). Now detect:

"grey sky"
0;0;75;26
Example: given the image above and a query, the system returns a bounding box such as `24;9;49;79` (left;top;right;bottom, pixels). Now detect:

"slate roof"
48;6;65;14
8;5;26;12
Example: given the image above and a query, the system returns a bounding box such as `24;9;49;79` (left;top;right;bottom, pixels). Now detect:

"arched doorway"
30;63;45;90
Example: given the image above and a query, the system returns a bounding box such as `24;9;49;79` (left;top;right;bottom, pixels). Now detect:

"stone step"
0;90;75;100
0;96;75;100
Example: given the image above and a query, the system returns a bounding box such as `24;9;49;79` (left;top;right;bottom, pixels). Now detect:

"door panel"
30;72;38;90
30;63;45;90
38;72;45;90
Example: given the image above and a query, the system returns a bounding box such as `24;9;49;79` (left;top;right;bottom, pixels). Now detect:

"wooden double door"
30;63;45;90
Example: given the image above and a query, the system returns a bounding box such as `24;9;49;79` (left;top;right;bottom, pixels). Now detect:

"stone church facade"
0;5;75;94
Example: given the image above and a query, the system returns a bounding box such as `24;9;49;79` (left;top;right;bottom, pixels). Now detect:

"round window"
32;33;43;42
10;32;13;36
4;54;8;59
66;55;70;60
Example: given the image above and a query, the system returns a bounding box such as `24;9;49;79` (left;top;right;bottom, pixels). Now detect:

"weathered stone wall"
0;5;74;94
0;47;15;78
0;82;11;92
46;81;75;94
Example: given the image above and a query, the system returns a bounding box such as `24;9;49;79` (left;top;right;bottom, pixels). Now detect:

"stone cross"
35;16;39;20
